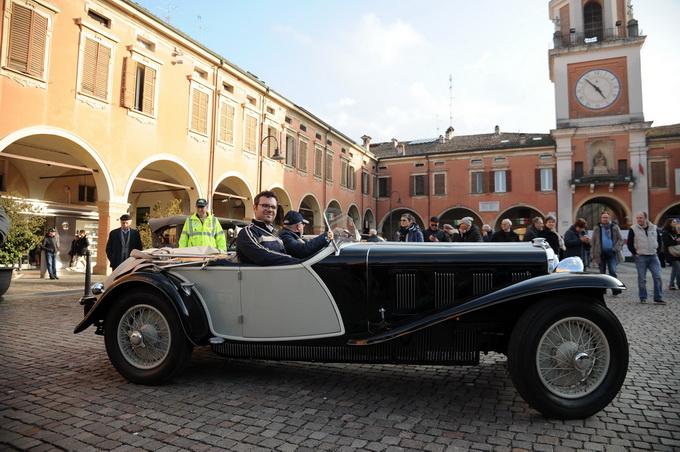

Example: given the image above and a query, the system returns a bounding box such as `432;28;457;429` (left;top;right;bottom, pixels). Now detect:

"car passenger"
278;211;332;259
236;191;301;266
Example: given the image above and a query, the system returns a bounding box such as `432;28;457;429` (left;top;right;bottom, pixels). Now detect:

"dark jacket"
106;228;142;269
396;223;424;242
661;227;680;261
278;228;328;259
522;225;541;242
41;235;58;254
424;228;450;242
236;220;301;266
76;236;90;255
459;224;483;243
539;228;561;255
563;225;590;259
490;229;519;242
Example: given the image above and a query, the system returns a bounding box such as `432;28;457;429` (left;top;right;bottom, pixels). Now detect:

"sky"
132;0;680;144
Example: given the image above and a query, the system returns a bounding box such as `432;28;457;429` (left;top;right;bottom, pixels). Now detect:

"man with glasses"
423;216;449;242
236;191;302;265
178;198;226;249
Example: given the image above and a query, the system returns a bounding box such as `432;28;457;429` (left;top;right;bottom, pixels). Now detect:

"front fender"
350;271;624;345
73;271;210;344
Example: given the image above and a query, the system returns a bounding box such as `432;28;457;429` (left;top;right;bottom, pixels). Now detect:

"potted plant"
0;194;45;297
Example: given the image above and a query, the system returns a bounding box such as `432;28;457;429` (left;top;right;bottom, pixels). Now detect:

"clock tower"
549;0;651;231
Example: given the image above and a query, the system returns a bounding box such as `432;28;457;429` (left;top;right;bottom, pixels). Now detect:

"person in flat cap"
423;216;450;242
106;213;143;270
178;197;226;249
278;210;333;259
456;216;483;242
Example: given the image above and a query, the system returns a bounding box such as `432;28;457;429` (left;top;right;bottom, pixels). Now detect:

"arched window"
584;2;603;41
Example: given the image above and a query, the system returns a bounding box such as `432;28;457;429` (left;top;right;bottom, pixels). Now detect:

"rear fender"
73;271;210;344
350;272;624;345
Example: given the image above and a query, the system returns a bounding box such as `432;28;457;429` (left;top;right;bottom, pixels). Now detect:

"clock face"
574;69;621;110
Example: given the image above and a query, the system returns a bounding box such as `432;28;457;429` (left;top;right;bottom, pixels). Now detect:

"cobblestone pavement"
1;263;678;451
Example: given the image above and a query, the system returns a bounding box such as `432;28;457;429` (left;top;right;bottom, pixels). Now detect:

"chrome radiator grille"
434;272;455;307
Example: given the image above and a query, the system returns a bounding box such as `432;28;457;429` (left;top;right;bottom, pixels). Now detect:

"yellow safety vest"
178;213;226;249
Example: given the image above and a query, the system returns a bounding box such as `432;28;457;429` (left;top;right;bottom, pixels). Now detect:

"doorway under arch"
576;197;630;229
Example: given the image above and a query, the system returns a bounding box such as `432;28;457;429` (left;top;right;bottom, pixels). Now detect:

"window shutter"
81;38;97;95
423;174;429;195
298;141;307;171
552;168;557;189
314;148;322;176
535;169;541;191
409;175;414;196
386;177;392;195
8;4;47;78
244;116;256;151
470;172;476;193
325;152;333;181
434;173;445;195
142;66;156;115
191;89;208;134
487;171;494;193
95;44;110;98
121;57;137;108
650;161;667;188
506;170;512;192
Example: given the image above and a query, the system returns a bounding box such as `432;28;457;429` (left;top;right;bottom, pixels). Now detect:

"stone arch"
299;193;323;235
439;206;483;230
268;185;292;227
0;127;114;201
347;203;361;230
494;204;547;234
362;208;376;233
380;207;424;241
653;201;680;227
212;171;255;220
574;195;632;230
125;155;204;220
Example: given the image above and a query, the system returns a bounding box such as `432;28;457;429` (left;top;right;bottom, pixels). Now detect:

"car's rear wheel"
507;296;628;419
104;289;193;385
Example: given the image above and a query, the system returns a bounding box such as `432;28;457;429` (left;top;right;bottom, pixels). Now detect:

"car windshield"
324;208;361;246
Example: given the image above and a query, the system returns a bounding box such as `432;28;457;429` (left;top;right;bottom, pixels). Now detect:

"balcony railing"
553;24;642;49
569;168;634;186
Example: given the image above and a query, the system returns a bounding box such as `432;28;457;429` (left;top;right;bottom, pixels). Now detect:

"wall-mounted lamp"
171;60;183;65
615;20;622;26
261;135;285;161
570;28;576;33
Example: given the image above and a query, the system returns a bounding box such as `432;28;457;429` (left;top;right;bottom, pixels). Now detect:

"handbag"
669;244;680;258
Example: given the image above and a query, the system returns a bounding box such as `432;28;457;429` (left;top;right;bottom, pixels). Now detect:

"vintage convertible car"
74;220;628;420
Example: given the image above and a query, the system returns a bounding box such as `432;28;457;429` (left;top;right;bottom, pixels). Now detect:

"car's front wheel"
507;296;628;419
104;289;193;385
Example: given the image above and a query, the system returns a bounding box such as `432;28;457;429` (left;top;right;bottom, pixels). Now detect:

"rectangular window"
470;172;485;194
649;161;667;188
190;88;209;134
540;168;554;191
285;135;296;166
410;175;427;196
340;159;348;188
80;37;111;99
122;57;156;115
617;159;628;177
325;151;334;182
78;185;96;202
362;170;369;195
494;171;507;193
7;3;48;79
574;161;584;179
433;173;446;196
378;178;391;198
298;140;308;171
244;116;257;152
218;101;235;144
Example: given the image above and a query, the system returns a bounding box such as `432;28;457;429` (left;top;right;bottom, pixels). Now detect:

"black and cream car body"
75;228;628;420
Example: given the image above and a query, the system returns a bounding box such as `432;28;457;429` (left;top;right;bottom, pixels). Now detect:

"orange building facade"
1;0;678;275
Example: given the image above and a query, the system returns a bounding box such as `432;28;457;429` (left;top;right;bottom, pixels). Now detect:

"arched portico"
299;193;323;235
494;205;546;236
212;173;254;220
575;195;631;230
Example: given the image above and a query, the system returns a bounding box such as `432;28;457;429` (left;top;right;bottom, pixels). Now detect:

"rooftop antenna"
157;2;176;24
191;15;207;41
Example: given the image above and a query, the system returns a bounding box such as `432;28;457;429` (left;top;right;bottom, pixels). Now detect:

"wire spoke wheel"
117;304;172;369
537;317;609;398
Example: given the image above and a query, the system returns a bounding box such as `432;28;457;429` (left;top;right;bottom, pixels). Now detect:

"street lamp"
388;190;403;241
258;134;285;191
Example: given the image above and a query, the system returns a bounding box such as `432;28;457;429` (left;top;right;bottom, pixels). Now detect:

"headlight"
554;257;584;273
91;282;105;295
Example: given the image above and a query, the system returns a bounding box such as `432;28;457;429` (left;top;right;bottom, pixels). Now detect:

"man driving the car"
236;191;303;265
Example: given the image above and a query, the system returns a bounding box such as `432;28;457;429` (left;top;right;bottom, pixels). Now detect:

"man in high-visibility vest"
178;198;226;249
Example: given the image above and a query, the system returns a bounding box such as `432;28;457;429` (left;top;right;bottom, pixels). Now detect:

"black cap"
196;198;208;207
47;228;55;233
430;216;439;223
119;214;132;221
283;211;309;225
